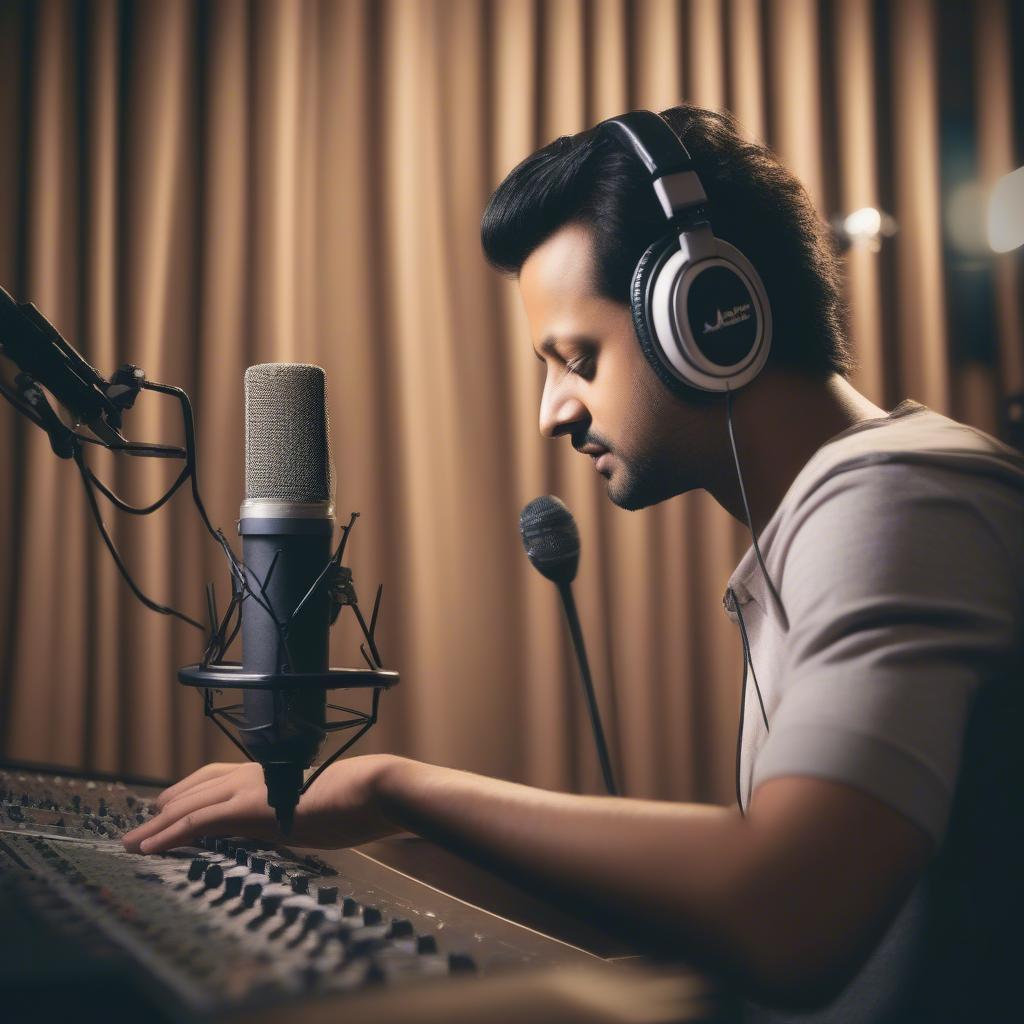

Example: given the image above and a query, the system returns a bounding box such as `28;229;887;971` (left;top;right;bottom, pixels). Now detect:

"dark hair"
480;104;853;379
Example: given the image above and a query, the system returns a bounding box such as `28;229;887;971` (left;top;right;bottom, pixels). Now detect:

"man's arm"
123;757;931;1009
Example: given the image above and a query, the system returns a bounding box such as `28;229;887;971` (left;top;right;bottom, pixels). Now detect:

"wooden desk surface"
361;834;642;960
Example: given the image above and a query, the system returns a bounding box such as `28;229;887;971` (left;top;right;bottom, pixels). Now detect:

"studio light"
988;166;1024;253
832;207;897;252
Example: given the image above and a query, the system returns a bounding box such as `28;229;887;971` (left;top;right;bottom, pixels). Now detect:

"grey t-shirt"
727;401;1024;1022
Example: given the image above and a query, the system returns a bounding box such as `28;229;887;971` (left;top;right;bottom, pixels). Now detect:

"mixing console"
0;764;613;1022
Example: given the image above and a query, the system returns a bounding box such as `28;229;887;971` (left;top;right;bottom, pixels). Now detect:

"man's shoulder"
727;405;1024;607
777;404;1024;532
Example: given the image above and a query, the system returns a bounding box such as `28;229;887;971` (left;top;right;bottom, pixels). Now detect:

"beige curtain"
0;0;1020;805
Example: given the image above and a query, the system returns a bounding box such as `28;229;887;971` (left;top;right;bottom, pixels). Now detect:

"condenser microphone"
519;496;619;796
240;363;335;833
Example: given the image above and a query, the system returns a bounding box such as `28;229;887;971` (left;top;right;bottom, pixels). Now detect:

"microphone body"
239;514;331;824
240;363;335;831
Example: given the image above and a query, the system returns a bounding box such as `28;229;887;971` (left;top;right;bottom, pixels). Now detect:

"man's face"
519;222;710;510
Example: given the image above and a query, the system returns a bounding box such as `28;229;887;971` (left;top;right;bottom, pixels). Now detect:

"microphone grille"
244;363;334;503
519;495;580;585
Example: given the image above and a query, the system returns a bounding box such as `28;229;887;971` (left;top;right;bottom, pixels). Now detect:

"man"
124;105;1024;1020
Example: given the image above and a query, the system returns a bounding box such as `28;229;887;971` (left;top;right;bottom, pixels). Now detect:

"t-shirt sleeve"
750;461;1021;844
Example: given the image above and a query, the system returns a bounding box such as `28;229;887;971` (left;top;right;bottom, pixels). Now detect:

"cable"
1;366;215;635
86;463;191;515
732;590;749;815
724;385;780;815
72;445;206;632
735;597;769;733
724;385;789;632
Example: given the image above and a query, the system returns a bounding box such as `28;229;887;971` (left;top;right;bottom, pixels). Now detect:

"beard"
605;442;688;510
598;374;706;511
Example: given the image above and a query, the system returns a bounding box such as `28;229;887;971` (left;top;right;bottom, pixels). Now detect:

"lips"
573;441;611;474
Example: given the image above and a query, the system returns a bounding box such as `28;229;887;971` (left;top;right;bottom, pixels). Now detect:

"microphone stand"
557;581;619;797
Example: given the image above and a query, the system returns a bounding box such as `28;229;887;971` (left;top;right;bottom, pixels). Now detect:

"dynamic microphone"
240;363;335;833
519;496;619;796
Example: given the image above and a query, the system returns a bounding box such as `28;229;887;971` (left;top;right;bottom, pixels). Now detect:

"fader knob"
260;894;283;914
348;937;387;959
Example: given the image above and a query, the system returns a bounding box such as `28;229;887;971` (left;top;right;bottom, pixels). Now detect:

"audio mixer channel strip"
0;766;612;1022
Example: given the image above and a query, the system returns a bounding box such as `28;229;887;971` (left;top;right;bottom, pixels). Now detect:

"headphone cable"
724;384;784;813
724;385;789;631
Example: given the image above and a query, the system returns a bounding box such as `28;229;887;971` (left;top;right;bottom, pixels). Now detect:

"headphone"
596;110;772;396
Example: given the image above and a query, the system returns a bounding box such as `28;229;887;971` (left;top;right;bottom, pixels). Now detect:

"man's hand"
122;755;402;854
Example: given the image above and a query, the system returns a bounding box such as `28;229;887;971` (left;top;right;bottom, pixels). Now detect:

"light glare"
843;207;882;240
988;166;1024;253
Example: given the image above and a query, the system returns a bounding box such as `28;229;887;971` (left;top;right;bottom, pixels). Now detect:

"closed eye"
565;355;594;378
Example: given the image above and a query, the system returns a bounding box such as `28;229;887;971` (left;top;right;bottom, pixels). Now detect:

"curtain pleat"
890;0;950;411
834;0;885;406
726;0;764;141
0;0;1019;806
82;0;120;772
974;0;1023;395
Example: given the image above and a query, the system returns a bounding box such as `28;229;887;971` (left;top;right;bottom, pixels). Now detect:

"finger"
156;763;241;807
138;798;273;854
124;780;237;852
160;764;259;812
156;764;233;807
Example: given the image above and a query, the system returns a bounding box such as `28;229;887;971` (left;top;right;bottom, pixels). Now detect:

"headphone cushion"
629;233;694;401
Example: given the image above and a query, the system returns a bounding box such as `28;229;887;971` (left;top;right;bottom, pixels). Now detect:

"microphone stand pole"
557;581;619;797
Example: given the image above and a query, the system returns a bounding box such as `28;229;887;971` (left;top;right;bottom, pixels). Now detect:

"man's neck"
706;372;889;536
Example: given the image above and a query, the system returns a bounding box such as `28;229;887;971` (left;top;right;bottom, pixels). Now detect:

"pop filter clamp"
0;284;398;800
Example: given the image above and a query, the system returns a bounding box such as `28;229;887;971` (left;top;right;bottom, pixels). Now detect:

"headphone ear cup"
629;233;695;400
633;231;771;395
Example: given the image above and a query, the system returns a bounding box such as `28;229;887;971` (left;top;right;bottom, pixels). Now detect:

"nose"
538;373;588;439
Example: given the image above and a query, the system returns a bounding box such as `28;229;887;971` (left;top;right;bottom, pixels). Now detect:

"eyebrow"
533;334;594;362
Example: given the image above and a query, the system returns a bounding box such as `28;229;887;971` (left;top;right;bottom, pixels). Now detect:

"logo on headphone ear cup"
682;263;760;367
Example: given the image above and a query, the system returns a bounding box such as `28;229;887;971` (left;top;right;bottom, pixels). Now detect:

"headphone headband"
598;111;709;223
598;111;694;178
